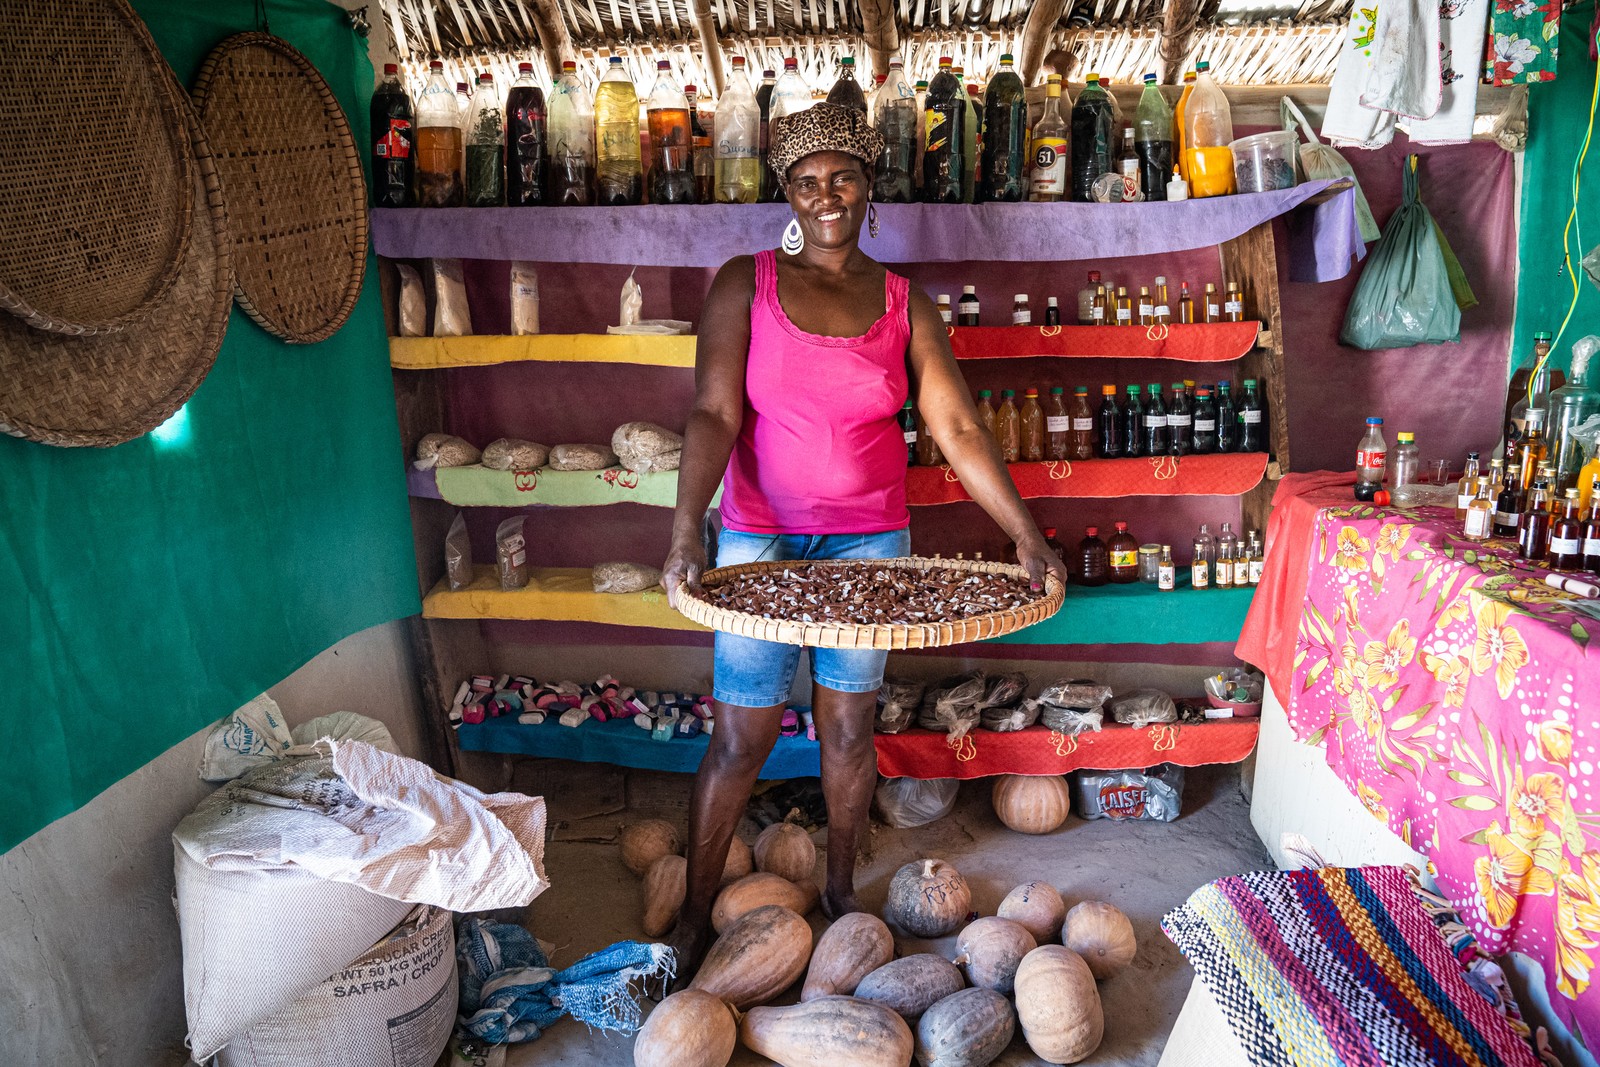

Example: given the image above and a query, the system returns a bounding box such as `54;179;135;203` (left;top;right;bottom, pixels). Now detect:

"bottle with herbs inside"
1122;385;1145;457
1046;386;1070;460
1068;386;1096;460
547;60;595;206
370;63;414;207
1238;379;1265;452
505;64;547;206
1097;384;1123;458
1168;382;1192;455
465;73;505;206
416;61;464;207
1191;386;1218;453
1020;388;1045;462
647;62;696;204
996;390;1021;462
1108;522;1140;583
1075;527;1110;586
1143;383;1169;456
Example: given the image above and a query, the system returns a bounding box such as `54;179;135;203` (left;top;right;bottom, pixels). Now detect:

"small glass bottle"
1108;522;1140;583
1550;489;1585;571
1518;409;1550;492
1020;388;1045;462
1493;462;1523;539
1115;286;1133;327
1178;281;1196;324
1078;271;1102;325
1224;281;1244;322
1067;386;1096;461
1046;386;1071;460
1045;296;1061;326
996;389;1021;462
1093;284;1109;326
1238;379;1265;452
1215;382;1238;453
1191;535;1211;589
1520;475;1553;560
1137;286;1154;326
937;294;953;324
958;286;980;326
1248;532;1266;585
1215;523;1237;588
1191;386;1217;453
916;408;943;466
1122;384;1145;457
899;400;918;466
1076;527;1110;586
1583;498;1600;571
1203;282;1220;323
1158;544;1176;590
1456;451;1482;520
1168;382;1192;456
1143;382;1169;456
1463;475;1495;542
1097;384;1123;458
1012;294;1032;326
1153;276;1172;325
1233;539;1252;587
976;389;997;440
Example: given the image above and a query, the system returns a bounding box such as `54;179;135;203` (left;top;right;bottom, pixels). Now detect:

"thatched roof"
378;0;1352;90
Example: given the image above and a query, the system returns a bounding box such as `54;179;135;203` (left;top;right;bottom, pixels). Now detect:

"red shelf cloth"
947;322;1260;362
906;453;1269;505
872;720;1261;780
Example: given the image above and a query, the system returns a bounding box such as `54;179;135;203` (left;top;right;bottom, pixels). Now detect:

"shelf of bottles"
388;334;697;370
946;322;1261;363
907;453;1268;505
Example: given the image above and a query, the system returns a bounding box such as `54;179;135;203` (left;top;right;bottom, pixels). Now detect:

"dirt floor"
493;757;1273;1067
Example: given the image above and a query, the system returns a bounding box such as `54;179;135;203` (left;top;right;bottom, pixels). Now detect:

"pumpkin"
1061;900;1137;980
854;953;966;1020
753;810;817;883
740;996;913;1067
721;835;754;885
915;988;1015;1067
997;881;1066;943
621;819;682;876
642;854;687;938
884;859;972;938
1013;946;1103;1064
951;917;1036;995
802;912;896;1000
990;775;1071;835
690;904;813;1009
634;989;737;1067
712;872;819;933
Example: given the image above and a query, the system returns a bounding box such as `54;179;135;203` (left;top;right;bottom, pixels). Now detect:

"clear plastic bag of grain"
496;516;529;590
548;443;618;471
414;433;481;471
481;439;550;471
510;261;540;335
395;263;426;337
1109;689;1178;728
917;671;986;740
592;562;662;594
612;422;684;473
445;512;473;591
876;679;925;734
430;257;473;336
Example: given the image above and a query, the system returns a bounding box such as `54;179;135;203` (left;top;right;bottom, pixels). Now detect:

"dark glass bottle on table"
899;400;918;466
1215;381;1238;453
1520;475;1554;560
1493;462;1524;539
1142;383;1169;455
1108;522;1140;583
923;57;966;204
370;63;414;207
1168;382;1193;456
1549;489;1585;571
1075;527;1110;586
981;53;1028;202
1097;385;1123;458
505;63;547;206
1190;386;1217;453
1121;385;1145;457
1238;378;1266;452
1583;498;1600;571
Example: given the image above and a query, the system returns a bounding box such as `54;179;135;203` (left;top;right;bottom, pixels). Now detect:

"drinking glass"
1430;459;1451;485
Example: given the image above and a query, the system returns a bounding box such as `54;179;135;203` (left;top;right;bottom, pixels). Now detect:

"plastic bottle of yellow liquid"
1579;452;1600;510
1171;70;1197;181
1182;61;1234;198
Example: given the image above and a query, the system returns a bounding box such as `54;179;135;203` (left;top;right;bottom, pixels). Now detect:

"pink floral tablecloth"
1285;498;1600;1042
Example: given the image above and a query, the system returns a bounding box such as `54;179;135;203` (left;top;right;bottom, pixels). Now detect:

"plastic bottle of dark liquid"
1215;381;1238;453
1075;527;1110;586
981;53;1028;202
505;63;547;206
1238;378;1266;452
686;85;714;204
1143;383;1169;455
1191;386;1217;453
873;59;917;204
1097;384;1123;458
1133;73;1172;203
922;57;966;204
756;68;776;200
1168;382;1192;455
1121;384;1145;457
1070;73;1115;202
827;56;868;112
1108;522;1140;583
370;63;414;207
647;61;696;204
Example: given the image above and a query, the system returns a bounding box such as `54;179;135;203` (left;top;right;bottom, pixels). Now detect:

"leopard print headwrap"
768;103;885;183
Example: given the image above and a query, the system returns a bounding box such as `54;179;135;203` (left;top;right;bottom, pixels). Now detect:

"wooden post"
859;0;900;80
525;0;577;79
1219;221;1287;537
1019;0;1069;84
1158;0;1199;85
687;0;726;94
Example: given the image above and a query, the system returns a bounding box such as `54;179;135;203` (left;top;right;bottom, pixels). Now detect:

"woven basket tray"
191;33;367;344
675;556;1065;650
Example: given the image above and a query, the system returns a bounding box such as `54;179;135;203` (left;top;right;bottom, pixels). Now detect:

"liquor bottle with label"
1143;383;1169;455
1115;286;1133;326
899;400;917;465
1093;284;1109;325
1191;386;1218;453
1203;282;1221;323
1158;545;1176;590
547;60;595;206
1191;534;1211;589
1520;475;1554;560
1456;451;1482;520
996;390;1021;462
1493;461;1523;538
1046;386;1071;460
1168;382;1193;455
1178;281;1196;324
1077;271;1102;324
936;294;953;323
714;58;762;203
1012;294;1031;325
1248;531;1266;584
1463;471;1495;542
958;286;980;326
1117;127;1140;201
1518;408;1550;491
1020;388;1045;462
1122;385;1145;457
1137;287;1154;326
1215;381;1238;453
505;63;547;206
923;57;966;204
1076;527;1110;586
873;58;917;204
1506;334;1553;449
1067;386;1095;460
1583;497;1600;571
595;56;643;206
1108;522;1140;583
1215;522;1238;587
1154;277;1172;325
1224;282;1244;322
370;63;414;207
975;390;997;440
982;53;1028;202
1097;384;1123;458
1550;489;1585;571
1029;74;1070;203
1045;297;1061;325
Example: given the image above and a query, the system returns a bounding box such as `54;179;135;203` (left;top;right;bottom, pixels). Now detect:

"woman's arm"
906;287;1070;591
663;257;757;608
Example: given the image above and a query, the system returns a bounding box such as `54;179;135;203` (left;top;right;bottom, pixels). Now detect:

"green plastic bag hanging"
1340;156;1463;349
1281;97;1380;244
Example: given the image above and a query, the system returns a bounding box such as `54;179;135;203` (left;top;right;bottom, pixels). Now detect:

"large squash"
621;819;682;876
990;775;1071;835
952;917;1036;995
884;859;971;938
740;996;913;1067
854;953;966;1020
915;988;1015;1067
1062;900;1137;980
802;912;895;1000
690;904;813;1010
1013;946;1103;1064
633;989;736;1067
642;854;687;938
753;811;817;883
712;872;819;933
997;881;1065;943
721;835;754;885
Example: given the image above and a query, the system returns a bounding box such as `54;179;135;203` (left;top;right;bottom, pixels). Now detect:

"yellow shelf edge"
422;566;706;630
390;334;697;370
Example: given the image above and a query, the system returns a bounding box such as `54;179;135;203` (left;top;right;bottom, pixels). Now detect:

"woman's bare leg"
811;684;879;920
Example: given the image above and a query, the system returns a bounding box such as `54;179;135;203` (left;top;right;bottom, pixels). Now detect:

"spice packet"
395;263;426;337
495;516;529;590
510;261;540;336
445;513;473;591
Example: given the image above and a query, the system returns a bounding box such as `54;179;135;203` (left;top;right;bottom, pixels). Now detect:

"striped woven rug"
1162;865;1541;1067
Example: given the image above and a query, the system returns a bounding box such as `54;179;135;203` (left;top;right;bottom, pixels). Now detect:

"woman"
662;104;1067;975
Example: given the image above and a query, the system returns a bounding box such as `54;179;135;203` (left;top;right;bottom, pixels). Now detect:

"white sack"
199;694;294;783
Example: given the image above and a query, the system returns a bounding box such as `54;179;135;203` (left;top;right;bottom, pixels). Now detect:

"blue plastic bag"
1340;157;1463;350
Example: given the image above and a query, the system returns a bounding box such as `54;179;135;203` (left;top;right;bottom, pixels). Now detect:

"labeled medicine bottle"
1158;544;1176;590
1190;536;1210;589
1045;296;1061;326
937;294;953;324
958;286;980;326
1012;294;1031;326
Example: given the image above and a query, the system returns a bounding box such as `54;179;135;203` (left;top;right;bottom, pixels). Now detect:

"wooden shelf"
908;453;1269;505
422;566;705;630
409;465;708;509
948;322;1260;363
390;334;695;370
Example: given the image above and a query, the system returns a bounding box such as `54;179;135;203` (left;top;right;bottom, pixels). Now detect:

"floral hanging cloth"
1483;0;1560;84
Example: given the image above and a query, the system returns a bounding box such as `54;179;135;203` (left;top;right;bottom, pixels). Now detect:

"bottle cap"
916;80;928;89
563;60;577;71
1374;490;1391;505
1086;72;1101;82
1144;73;1157;83
518;62;533;72
784;57;799;69
963;285;976;294
842;56;856;66
939;55;953;66
1468;450;1480;458
1045;526;1057;536
1001;53;1015;63
890;59;903;68
1535;330;1553;340
1205;282;1216;291
1398;432;1414;442
1172;382;1185;390
1148;383;1161;392
1155;276;1166;285
1086;526;1099;536
684;84;697;93
1196;387;1211;396
1102;384;1116;394
1089;270;1101;282
1140;286;1150;295
1117;286;1128;295
477;73;492;84
732;56;747;68
1002;389;1015;397
938;293;951;303
875;74;887;85
456;82;469;93
1056;386;1069;394
1047;296;1058;305
610;55;623;64
1073;385;1086;394
1127;384;1141;394
1025;388;1039;396
764;69;776;77
384;63;399;74
1014;293;1028;302
1367;416;1383;425
657;60;671;70
1116;521;1128;531
1243;378;1257;386
1197;60;1210;71
430;59;443;69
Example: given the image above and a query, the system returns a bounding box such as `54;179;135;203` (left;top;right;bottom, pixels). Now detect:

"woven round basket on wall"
0;104;233;447
191;32;367;345
0;0;195;335
674;557;1065;649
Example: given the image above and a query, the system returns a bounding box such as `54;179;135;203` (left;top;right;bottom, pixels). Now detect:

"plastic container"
1229;130;1298;193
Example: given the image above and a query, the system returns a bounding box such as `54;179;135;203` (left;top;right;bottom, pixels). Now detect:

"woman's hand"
662;537;708;609
1015;534;1070;594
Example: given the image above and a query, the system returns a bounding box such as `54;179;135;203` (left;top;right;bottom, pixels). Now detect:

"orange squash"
620;819;681;876
997;881;1065;943
690;904;813;1010
753;811;817;882
952;917;1036;995
721;835;754;885
740;996;913;1067
641;854;687;938
854;953;966;1020
915;988;1015;1067
633;989;736;1067
1013;946;1103;1064
1061;900;1137;980
990;775;1071;834
712;872;819;933
884;858;971;938
801;912;895;1000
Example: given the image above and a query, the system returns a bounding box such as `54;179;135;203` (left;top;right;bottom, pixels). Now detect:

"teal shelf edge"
990;576;1254;646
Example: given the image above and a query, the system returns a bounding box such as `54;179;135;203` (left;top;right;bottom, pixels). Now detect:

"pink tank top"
720;249;913;536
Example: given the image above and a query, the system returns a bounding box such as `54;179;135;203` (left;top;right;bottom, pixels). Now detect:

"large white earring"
782;215;805;255
868;202;880;239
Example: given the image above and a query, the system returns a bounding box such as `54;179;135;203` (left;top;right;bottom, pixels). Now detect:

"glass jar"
1137;543;1161;583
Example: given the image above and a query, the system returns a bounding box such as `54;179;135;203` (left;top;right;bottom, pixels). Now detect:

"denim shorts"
712;526;913;708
